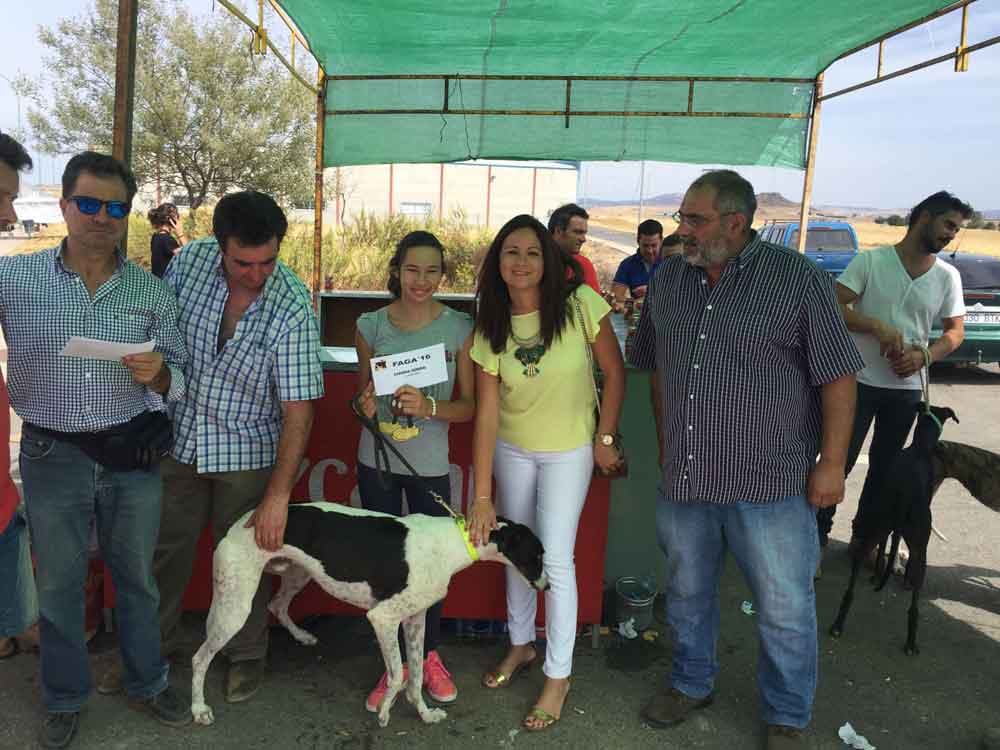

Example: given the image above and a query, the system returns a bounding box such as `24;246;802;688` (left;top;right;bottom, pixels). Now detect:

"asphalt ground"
1;369;998;750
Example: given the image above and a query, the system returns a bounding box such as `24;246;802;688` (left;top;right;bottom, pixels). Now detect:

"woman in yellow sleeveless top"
467;214;625;731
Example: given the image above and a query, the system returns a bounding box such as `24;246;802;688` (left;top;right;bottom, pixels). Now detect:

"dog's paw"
829;624;843;638
420;707;447;724
904;642;920;656
376;709;391;728
192;702;215;726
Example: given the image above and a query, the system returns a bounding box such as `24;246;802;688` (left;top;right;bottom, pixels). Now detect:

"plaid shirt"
164;238;324;473
0;243;186;432
628;232;864;504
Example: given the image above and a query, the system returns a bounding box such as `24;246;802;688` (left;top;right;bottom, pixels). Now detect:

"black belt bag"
27;411;173;472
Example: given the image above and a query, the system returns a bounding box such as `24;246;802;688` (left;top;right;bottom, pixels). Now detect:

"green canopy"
276;1;955;168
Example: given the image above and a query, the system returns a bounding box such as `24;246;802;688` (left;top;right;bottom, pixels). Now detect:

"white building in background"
324;160;579;228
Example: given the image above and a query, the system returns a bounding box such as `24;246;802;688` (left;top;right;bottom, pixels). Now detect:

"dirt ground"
1;363;998;750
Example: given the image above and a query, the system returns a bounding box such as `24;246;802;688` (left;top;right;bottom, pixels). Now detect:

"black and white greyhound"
190;501;547;728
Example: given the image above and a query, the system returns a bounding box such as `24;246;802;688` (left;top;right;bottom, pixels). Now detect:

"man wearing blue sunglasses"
0;151;189;748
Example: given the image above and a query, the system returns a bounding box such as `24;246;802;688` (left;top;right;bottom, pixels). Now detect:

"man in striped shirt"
628;170;863;749
152;191;323;705
0;151;190;748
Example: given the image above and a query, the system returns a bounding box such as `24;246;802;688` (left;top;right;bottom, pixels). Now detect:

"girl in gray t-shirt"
353;231;474;712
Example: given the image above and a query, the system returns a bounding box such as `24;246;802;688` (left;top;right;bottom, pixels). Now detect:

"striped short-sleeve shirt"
164;238;324;473
628;232;864;504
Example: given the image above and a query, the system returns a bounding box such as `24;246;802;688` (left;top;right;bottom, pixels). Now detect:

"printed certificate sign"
371;343;448;396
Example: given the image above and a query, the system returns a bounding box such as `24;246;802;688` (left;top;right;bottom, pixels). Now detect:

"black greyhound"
829;403;958;655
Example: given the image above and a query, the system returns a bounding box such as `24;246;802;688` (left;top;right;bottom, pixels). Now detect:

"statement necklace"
511;329;545;378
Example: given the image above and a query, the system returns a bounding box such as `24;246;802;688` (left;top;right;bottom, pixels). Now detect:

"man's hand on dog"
467;497;497;546
245;494;289;551
807;458;845;508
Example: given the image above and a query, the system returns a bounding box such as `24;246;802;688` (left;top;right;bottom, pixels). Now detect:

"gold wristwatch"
597;433;615;446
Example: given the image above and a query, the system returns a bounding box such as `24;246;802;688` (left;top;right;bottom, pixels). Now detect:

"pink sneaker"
423;650;457;703
365;665;408;713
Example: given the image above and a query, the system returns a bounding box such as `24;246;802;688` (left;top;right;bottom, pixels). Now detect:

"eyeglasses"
69;195;131;220
671;210;735;229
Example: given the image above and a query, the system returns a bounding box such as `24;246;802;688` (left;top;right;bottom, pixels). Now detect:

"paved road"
1;366;998;749
586;224;634;253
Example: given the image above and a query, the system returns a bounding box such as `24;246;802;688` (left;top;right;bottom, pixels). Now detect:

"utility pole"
637;160;646;224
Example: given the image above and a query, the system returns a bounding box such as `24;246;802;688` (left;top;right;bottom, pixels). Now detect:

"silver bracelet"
428;395;437;417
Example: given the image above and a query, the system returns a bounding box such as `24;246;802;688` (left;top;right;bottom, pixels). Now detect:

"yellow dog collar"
455;516;479;562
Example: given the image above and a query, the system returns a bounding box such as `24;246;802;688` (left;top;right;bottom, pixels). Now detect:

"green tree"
28;0;315;210
967;211;986;230
984;221;997;231
886;214;906;227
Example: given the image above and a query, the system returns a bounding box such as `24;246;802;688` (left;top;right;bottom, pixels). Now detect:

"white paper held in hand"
60;336;156;362
370;343;449;396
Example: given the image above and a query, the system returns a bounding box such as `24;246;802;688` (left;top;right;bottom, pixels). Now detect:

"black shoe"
39;712;80;749
136;686;191;727
225;660;263;704
641;688;713;728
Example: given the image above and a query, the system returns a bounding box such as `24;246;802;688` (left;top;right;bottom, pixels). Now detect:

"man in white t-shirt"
817;191;970;552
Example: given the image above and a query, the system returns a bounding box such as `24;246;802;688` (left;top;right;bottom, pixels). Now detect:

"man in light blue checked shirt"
0;151;190;749
152;190;323;705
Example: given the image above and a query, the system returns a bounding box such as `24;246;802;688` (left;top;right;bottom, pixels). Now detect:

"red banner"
109;371;611;626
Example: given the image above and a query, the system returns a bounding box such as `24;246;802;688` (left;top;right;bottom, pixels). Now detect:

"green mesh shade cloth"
276;1;955;168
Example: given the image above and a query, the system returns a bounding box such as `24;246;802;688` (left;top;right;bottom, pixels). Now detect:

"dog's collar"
455;516;479;562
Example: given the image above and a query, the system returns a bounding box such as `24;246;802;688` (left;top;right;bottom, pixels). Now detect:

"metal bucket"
615;576;657;632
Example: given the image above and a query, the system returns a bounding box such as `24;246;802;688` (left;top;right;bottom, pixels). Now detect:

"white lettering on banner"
296;455;470;513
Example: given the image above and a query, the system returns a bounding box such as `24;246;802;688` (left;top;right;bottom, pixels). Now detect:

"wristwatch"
597;433;615;446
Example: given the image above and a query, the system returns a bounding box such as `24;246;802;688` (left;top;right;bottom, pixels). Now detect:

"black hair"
661;233;683;248
387;230;446;298
212;190;287;252
547;203;589;234
475;214;575;354
0;132;32;173
908;191;973;229
62;151;138;202
637;219;663;241
148;202;179;228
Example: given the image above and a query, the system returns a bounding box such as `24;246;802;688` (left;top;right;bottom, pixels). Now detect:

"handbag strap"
573;292;601;418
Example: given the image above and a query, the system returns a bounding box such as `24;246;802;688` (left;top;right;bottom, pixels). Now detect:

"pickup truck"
931;252;1000;365
758;220;858;277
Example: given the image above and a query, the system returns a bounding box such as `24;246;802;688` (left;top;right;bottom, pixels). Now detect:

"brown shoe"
766;724;803;749
641;687;713;728
225;660;263;704
97;658;125;696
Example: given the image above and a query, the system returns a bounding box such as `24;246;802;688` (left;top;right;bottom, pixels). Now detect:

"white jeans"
493;438;593;679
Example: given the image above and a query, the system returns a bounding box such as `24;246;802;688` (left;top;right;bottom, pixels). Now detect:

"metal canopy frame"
110;0;1000;296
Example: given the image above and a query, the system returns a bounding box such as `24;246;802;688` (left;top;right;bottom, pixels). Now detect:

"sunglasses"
69;195;131;220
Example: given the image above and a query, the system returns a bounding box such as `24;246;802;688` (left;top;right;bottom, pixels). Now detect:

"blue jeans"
19;425;168;712
655;494;819;729
0;508;38;637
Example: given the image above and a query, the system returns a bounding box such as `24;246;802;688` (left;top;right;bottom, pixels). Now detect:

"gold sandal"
523;706;559;732
482;652;536;689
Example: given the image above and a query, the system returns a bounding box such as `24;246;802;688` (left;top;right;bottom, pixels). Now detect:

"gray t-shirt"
356;305;473;476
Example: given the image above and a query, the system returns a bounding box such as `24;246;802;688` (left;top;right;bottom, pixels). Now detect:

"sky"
1;1;999;211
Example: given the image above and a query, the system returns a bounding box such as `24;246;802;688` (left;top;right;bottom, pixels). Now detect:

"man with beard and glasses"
628;170;863;749
815;191;969;564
